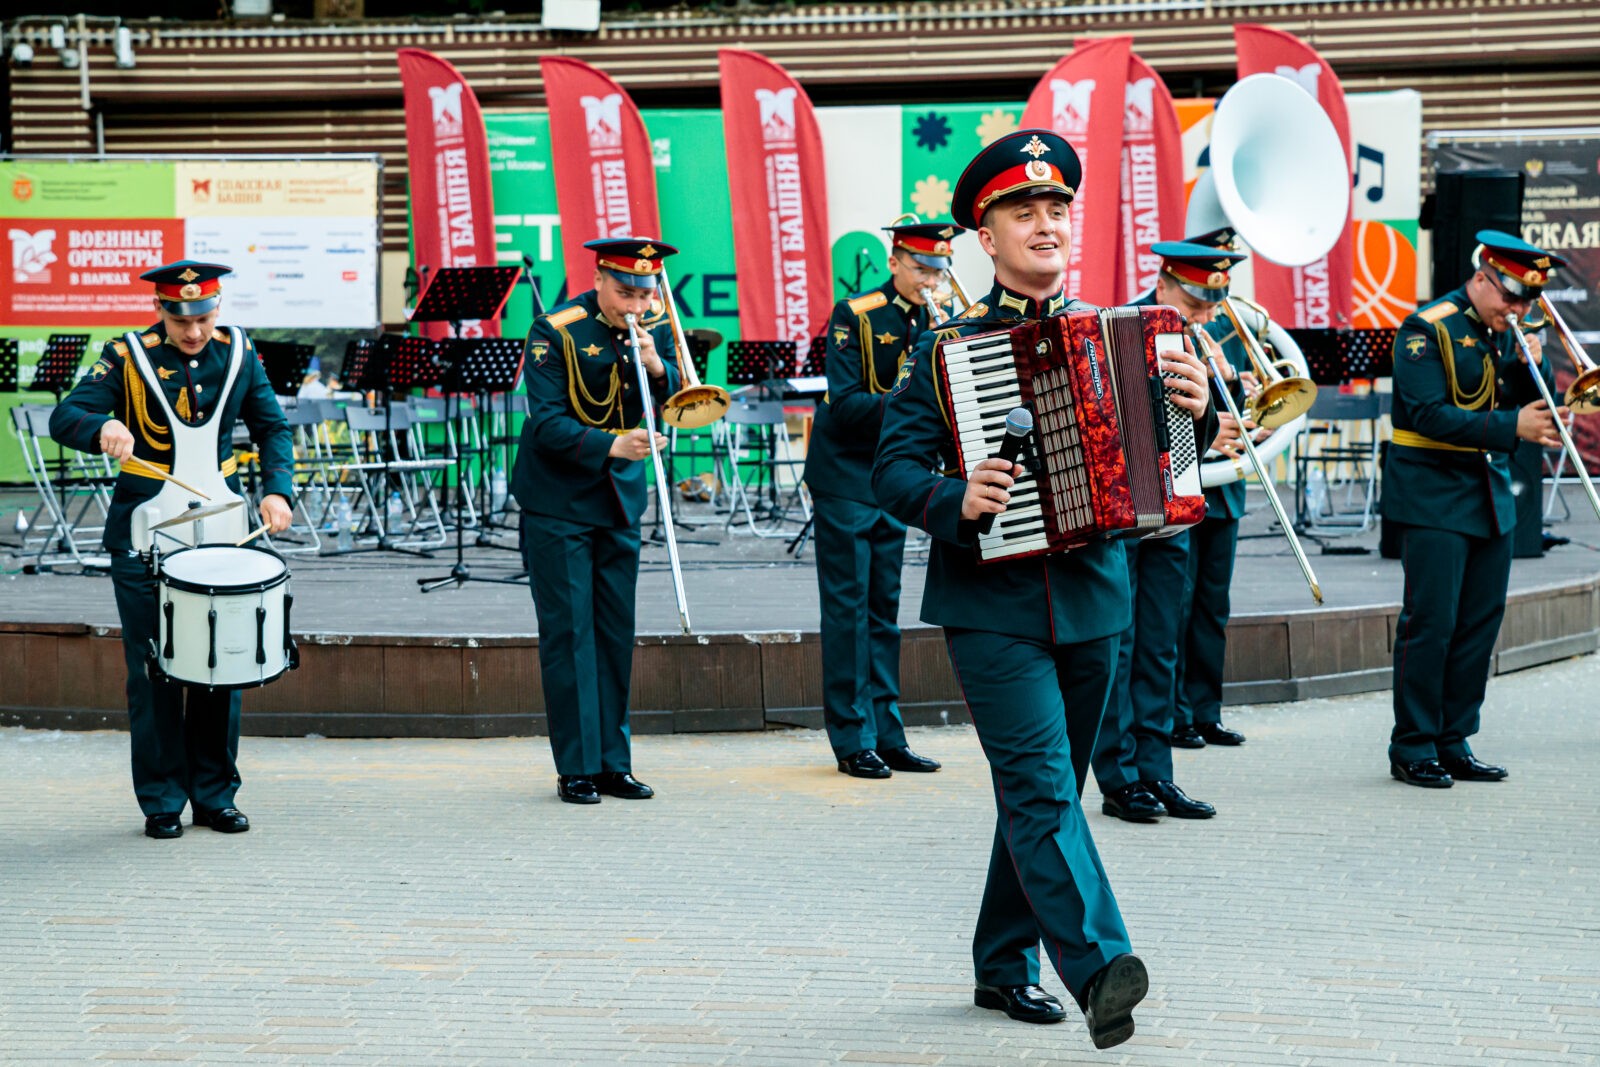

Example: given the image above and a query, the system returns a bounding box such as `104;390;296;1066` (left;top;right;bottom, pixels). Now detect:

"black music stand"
726;340;799;396
31;334;91;399
0;338;18;393
411;266;522;338
1286;328;1345;387
1341;328;1396;380
419;337;528;592
324;334;444;559
256;340;315;398
785;337;832;559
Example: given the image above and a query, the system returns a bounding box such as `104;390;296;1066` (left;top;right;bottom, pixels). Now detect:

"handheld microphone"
977;407;1033;536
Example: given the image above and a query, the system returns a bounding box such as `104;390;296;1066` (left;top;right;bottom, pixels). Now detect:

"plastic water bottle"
386;492;405;534
489;466;508;511
1305;467;1328;519
336;498;354;551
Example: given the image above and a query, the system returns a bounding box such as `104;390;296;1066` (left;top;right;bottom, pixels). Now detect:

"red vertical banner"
1021;36;1131;306
718;50;832;351
1234;24;1354;328
397;48;500;338
540;57;662;294
1116;53;1185;303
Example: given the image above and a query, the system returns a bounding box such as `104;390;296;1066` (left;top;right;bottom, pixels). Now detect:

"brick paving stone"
2;654;1599;1064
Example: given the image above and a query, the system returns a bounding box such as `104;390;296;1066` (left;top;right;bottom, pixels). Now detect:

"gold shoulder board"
1418;300;1459;324
960;301;989;319
547;306;588;329
140;332;161;348
848;292;888;315
111;340;130;357
211;327;231;342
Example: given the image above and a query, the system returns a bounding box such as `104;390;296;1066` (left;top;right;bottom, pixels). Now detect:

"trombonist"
804;219;962;779
1384;230;1566;789
513;237;681;805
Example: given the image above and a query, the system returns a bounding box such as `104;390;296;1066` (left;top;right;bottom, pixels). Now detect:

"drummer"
49;261;293;840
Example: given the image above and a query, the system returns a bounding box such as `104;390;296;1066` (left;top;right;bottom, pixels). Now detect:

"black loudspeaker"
1428;169;1523;297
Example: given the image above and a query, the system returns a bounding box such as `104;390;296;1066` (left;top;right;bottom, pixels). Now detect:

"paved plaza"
2;655;1598;1066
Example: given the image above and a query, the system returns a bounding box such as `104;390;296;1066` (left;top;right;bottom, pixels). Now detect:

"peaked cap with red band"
1153;240;1247;303
140;260;232;316
584;237;679;290
883;221;966;269
1474;229;1565;298
951;128;1082;231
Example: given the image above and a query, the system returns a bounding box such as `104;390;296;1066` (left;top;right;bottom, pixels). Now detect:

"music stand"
342;338;375;387
411;266;522;337
419;337;527;592
31;334;91;398
256;340;315;398
1341;328;1396;380
803;335;828;376
0;338;18;393
726;340;799;393
1287;328;1345;386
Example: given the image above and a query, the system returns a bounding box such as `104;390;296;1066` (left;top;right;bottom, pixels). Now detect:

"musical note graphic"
1355;144;1386;203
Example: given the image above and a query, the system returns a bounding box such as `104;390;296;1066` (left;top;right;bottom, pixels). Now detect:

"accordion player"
938;304;1206;563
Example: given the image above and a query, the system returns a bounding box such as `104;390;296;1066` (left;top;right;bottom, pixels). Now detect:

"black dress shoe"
837;749;892;779
1390;759;1453;788
1439;755;1508;782
1197;722;1246;746
1144;779;1215;819
192;807;250;833
557;776;602;804
595;771;655;799
880;746;941;772
1170;725;1206;749
1080;953;1148;1050
973;983;1067;1024
1101;783;1166;822
144;813;183;840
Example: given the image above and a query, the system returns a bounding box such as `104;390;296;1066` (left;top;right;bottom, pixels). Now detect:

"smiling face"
977;194;1071;297
154;299;219;356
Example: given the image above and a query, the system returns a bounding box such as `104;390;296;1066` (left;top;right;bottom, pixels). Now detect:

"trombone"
889;210;971;321
1507;313;1600;523
1219;297;1318;430
1537;295;1600;414
656;264;731;429
1192;324;1323;604
624;312;693;634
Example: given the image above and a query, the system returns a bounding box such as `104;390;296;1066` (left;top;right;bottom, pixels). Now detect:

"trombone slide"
1196;327;1323;604
625;314;693;634
1508;316;1600;524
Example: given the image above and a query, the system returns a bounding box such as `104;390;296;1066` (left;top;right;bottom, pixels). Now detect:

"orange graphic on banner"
1351;220;1416;329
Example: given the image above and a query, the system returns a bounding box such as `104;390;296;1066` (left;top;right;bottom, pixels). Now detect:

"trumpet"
624;313;693;634
1220;297;1317;429
1537;295;1600;414
656;264;731;429
1507;313;1600;523
1192;325;1323;604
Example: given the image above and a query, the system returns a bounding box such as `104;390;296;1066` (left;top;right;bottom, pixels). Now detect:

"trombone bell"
1567;367;1600;415
1250;377;1317;429
663;384;732;429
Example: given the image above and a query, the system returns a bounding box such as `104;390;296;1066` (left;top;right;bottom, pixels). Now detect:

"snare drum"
154;545;297;689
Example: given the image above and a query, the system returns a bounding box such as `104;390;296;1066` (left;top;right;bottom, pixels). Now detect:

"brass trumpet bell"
1248;376;1317;429
663;384;732;429
1566;366;1600;415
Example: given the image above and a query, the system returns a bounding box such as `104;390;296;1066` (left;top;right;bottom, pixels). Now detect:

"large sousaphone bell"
1185;72;1348;437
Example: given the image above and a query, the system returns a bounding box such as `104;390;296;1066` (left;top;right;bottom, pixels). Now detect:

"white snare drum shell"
155;545;293;689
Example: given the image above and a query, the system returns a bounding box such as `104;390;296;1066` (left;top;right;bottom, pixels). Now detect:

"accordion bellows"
940;305;1206;563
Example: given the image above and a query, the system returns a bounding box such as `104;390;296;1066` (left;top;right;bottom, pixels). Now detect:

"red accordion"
938;305;1206;563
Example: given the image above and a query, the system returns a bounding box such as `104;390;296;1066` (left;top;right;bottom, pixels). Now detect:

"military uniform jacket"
512;289;681;530
804;278;946;505
49;323;293;553
1383;285;1550;539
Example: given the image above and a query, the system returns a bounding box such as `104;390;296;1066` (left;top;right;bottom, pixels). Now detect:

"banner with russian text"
1235;24;1353;329
718;49;832;350
1117;51;1185;302
397;47;499;338
540;57;662;291
1020;36;1130;306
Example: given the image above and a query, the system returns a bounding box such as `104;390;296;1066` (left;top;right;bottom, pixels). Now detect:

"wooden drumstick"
121;457;210;501
235;525;270;547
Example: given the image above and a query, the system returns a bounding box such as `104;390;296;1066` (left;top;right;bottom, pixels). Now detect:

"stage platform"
3;488;1598;737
